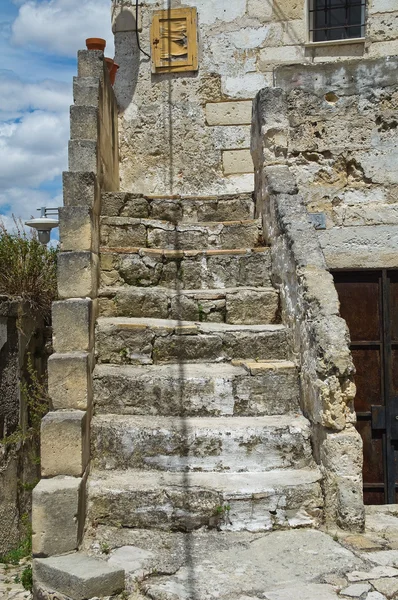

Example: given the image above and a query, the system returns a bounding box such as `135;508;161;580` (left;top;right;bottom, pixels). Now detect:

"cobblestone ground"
9;506;398;600
0;558;32;600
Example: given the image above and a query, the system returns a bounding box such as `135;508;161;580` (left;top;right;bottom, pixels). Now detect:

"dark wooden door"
334;270;398;504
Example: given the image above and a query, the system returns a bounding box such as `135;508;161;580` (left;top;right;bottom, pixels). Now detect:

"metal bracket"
308;212;326;230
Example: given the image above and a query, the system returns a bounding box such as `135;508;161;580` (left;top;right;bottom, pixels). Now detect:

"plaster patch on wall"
222;73;270;98
184;0;246;25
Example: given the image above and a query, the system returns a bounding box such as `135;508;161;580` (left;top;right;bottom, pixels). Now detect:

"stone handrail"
251;88;364;531
32;50;119;558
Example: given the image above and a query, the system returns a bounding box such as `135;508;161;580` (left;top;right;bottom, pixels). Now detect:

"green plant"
22;354;50;439
0;218;58;320
21;565;33;592
214;504;231;515
100;541;111;555
1;354;50;451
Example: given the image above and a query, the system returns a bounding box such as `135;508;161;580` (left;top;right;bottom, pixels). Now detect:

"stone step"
98;286;279;325
100;247;272;290
101;192;255;222
91;414;314;473
96;318;290;365
93;361;300;417
87;468;323;532
100;217;262;250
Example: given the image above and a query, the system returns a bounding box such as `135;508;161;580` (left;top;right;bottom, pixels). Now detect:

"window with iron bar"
309;0;366;42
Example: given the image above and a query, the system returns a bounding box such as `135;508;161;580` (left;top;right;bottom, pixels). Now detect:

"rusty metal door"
334;270;398;504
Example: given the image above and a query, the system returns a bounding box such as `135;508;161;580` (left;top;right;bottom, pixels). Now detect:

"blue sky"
0;0;114;232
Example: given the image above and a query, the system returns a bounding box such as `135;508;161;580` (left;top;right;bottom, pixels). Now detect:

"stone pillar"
32;50;119;557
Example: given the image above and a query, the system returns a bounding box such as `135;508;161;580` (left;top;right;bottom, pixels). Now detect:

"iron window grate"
309;0;366;42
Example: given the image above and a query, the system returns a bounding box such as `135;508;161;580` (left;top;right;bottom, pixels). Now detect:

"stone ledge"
33;553;124;600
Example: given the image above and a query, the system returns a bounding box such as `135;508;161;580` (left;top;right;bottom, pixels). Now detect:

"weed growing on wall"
0;219;58;320
1;353;50;447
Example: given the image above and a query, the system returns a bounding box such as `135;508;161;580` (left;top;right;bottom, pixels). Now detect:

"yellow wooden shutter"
151;8;198;73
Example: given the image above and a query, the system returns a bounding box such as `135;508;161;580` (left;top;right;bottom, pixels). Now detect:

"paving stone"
138;530;363;600
107;546;155;578
347;567;398;582
371;577;398;598
340;583;372;597
365;551;398;567
264;584;339;599
344;536;385;552
366;593;387;600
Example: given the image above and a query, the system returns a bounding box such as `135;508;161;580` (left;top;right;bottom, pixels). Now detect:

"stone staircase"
86;192;323;538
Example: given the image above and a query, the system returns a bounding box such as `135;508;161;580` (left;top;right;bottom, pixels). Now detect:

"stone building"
31;1;398;599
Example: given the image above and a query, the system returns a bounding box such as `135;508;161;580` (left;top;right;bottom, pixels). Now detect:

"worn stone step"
100;247;272;290
91;414;314;473
93;361;300;417
96;317;290;365
101;192;255;222
87;468;323;532
98;286;279;325
100;217;262;250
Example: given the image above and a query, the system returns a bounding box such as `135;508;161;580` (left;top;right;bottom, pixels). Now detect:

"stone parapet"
251;87;364;532
32;47;119;563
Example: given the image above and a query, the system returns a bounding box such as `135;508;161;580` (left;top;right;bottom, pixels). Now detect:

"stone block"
336;475;365;532
52;299;94;353
318;225;398;269
73;76;100;107
32;476;83;557
259;46;305;70
63;171;100;214
274;56;398;95
70;105;99;140
273;0;304;20
48;353;92;411
369;0;396;12
77;50;104;79
223;150;254;175
226;288;279;324
320;428;363;478
205;101;253;126
57;251;99;299
41;411;88;478
68;140;98;173
33;553;124;600
247;0;273;21
264;166;298;195
59;206;98;253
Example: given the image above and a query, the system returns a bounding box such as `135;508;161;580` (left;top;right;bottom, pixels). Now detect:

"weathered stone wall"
251;89;364;530
0;297;49;555
113;0;398;197
32;51;119;559
272;55;398;269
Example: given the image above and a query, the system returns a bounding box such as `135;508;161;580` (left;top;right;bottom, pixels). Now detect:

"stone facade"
268;56;398;269
113;0;398;197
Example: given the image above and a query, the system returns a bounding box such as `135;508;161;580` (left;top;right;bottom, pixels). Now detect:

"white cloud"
0;109;69;190
0;72;72;119
11;0;114;58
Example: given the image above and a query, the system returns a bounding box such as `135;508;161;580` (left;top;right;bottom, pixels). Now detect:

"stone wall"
251;89;364;530
271;55;398;269
113;0;398;197
32;50;119;558
0;297;49;555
